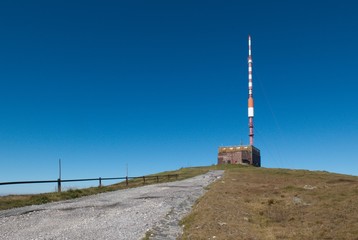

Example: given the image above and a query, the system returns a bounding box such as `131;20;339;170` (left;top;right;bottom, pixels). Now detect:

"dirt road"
0;170;223;240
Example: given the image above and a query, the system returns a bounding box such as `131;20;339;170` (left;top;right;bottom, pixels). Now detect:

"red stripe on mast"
248;35;254;145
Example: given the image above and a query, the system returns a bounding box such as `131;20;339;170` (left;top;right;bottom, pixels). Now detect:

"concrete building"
218;145;261;167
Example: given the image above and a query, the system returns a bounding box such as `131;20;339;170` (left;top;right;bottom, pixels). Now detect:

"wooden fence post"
143;176;146;184
156;176;159;183
99;177;102;187
57;178;61;193
126;176;128;186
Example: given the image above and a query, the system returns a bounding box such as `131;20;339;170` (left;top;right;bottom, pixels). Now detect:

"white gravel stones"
0;170;224;240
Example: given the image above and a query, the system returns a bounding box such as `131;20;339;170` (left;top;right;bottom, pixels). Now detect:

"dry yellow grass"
181;167;358;240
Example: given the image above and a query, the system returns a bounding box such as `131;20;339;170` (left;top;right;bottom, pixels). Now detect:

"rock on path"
0;170;224;240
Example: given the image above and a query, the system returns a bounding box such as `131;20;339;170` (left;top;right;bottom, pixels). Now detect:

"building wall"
218;145;261;167
252;148;261;167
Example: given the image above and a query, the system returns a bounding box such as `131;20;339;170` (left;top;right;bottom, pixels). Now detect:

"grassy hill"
2;165;357;239
180;166;358;240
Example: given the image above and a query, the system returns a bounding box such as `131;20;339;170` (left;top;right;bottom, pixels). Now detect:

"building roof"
218;145;260;153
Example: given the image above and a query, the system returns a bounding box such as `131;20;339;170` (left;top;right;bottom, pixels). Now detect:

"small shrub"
267;199;275;205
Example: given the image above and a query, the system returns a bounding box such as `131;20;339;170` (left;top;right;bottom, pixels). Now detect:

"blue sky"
1;0;357;194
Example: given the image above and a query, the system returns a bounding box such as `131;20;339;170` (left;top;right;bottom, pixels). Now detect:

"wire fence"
0;174;179;193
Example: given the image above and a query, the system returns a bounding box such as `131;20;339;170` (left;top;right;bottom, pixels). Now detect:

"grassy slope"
3;164;357;239
0;165;234;211
181;166;358;240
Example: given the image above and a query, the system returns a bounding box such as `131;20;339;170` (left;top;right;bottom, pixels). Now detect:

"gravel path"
0;170;223;240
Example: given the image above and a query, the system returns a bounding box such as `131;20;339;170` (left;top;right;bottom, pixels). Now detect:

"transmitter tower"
217;35;261;167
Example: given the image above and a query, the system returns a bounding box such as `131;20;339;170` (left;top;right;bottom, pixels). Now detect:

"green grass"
0;164;238;211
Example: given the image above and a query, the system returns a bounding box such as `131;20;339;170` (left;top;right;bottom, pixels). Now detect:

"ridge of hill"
0;165;232;211
2;165;357;239
180;167;358;240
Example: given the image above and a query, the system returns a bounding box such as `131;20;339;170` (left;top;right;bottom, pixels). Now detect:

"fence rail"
0;174;179;193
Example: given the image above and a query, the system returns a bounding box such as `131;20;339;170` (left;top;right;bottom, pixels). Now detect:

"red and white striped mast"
248;35;254;146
